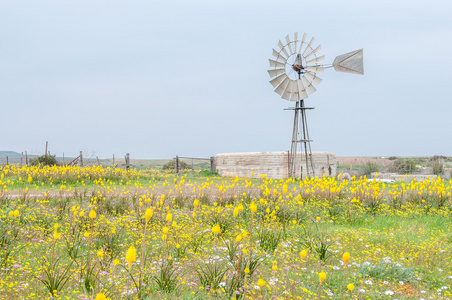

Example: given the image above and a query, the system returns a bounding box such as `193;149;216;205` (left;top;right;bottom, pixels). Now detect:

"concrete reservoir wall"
213;151;337;179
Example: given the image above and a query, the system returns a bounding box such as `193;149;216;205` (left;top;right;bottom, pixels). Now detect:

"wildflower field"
0;165;451;300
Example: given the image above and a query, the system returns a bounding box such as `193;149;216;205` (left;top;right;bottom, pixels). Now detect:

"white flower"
365;280;373;285
333;266;340;270
359;289;365;293
383;281;388;285
385;290;394;295
399;281;404;285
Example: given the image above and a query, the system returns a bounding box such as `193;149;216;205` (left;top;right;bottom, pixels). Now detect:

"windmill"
268;32;364;178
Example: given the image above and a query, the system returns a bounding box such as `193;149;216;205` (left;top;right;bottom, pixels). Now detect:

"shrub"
387;158;418;174
431;160;444;175
361;162;380;176
162;159;192;171
30;154;58;166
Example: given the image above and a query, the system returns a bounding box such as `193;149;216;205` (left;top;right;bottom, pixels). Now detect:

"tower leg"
288;100;315;179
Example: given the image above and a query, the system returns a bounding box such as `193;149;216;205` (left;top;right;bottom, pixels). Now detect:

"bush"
431;160;444;175
431;155;447;161
30;154;58;166
162;159;192;171
387;158;418;174
361;162;380;176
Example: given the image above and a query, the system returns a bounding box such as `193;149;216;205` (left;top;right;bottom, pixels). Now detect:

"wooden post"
175;156;179;174
80;151;84;167
96;156;100;166
25;151;28;166
113;154;115;167
63;152;65;164
210;156;214;172
6;156;8;165
191;159;194;171
20;152;23;167
45;141;48;165
125;153;130;170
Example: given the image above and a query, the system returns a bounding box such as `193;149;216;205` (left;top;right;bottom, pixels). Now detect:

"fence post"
96;156;100;166
6;156;8;165
113;154;115;167
45;141;48;165
80;151;84;167
125;153;130;170
25;151;28;166
20;152;23;167
210;157;214;172
175;156;179;174
63;152;65;164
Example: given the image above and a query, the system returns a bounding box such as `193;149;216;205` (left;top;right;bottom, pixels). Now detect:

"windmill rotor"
268;32;327;101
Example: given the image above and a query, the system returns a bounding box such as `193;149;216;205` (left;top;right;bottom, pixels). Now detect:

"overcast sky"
1;0;451;159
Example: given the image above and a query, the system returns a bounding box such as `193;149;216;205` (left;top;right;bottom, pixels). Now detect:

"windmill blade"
296;79;308;99
267;68;285;78
302;37;315;56
274;77;290;95
285;35;293;55
272;49;287;62
282;88;292;101
298;33;307;54
304;45;321;61
290;91;299;101
305;82;317;94
269;73;287;87
269;59;285;68
333;49;364;75
286;80;298;93
301;75;316;94
278;40;289;58
304;71;323;86
294;32;298;53
305;66;325;74
306;55;325;65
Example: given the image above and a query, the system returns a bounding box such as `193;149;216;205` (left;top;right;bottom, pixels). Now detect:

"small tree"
30;154;58;166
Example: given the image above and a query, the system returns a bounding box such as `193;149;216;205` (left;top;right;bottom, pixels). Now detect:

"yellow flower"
236;234;242;242
244;267;250;274
272;264;277;271
166;212;172;222
250;202;257;213
84;232;90;238
95;293;110;300
193;199;199;208
212;224;221;235
343;252;350;265
113;259;119;265
125;245;137;267
283;184;288;194
144;208;153;223
162;234;167;241
13;210;19;218
257;278;266;287
316;216;320;222
162;227;169;234
97;249;104;259
319;271;326;283
79;211;85;217
347;283;354;291
89;209;96;219
233;207;239;217
300;249;308;260
53;231;61;240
